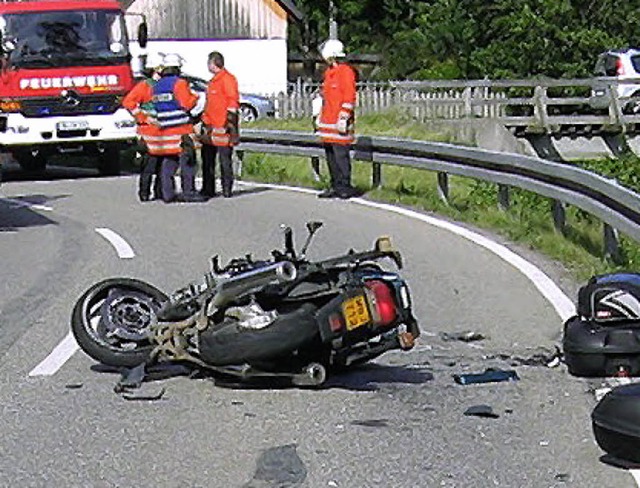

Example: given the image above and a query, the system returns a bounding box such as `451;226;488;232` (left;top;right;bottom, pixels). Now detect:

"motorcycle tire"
71;278;168;368
199;303;320;366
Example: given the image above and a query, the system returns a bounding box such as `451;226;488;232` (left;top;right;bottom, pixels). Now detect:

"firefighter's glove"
336;111;351;134
135;137;149;155
225;110;240;144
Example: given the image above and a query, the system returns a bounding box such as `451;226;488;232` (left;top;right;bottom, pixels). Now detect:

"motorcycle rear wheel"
199;303;320;366
71;278;168;367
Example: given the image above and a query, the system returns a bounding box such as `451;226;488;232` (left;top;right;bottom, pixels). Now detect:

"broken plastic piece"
453;368;519;385
122;387;166;401
440;331;486;342
463;404;499;418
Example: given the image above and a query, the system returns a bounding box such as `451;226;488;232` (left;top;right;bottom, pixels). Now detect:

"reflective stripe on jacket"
149;76;198;155
202;68;240;147
318;62;357;145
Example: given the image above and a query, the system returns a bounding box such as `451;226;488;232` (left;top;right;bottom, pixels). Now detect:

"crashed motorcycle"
71;222;420;386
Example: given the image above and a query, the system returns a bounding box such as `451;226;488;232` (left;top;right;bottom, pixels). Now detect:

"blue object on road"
453;368;519;385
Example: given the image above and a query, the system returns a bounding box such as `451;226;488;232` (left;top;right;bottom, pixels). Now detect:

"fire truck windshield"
1;10;129;68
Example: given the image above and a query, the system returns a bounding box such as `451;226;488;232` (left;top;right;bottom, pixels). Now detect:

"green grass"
243;111;640;282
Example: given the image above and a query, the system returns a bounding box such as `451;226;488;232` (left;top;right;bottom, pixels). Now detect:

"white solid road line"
237;181;576;321
95;227;136;259
29;227;136;376
29;332;79;377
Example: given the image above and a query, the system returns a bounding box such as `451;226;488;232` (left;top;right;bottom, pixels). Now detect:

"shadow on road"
323;363;434;391
1;161;126;182
87;361;433;393
0;196;65;231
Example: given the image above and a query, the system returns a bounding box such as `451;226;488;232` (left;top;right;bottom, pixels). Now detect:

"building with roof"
122;0;303;94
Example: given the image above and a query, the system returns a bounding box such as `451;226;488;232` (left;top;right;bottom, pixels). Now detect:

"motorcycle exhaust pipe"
212;261;297;308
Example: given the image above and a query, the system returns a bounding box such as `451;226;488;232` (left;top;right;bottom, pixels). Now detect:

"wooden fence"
272;78;640;135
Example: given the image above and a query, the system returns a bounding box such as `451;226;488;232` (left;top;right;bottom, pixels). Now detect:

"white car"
591;48;640;113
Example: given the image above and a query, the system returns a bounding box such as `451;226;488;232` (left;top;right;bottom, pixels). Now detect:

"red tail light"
365;280;397;327
616;58;626;76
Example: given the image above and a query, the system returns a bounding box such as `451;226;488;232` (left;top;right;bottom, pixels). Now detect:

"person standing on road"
122;52;163;202
199;51;240;199
151;53;206;203
316;39;359;199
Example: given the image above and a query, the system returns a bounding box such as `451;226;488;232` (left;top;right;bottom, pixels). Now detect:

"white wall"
130;38;288;95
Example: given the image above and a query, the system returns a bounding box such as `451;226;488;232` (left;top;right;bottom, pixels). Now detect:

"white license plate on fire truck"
56;120;89;131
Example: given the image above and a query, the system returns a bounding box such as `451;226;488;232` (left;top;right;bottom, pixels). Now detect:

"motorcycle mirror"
282;225;296;259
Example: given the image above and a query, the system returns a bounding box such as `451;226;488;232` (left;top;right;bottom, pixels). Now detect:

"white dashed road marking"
95;227;136;259
29;227;135;376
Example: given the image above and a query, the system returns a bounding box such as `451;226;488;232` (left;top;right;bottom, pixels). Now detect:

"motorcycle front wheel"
71;278;168;367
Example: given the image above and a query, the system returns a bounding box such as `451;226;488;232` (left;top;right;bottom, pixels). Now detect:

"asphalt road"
0;164;635;487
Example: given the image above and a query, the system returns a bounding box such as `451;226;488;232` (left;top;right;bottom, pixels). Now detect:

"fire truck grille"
20;95;121;118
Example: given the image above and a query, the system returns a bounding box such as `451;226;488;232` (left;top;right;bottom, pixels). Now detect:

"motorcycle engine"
224;302;278;330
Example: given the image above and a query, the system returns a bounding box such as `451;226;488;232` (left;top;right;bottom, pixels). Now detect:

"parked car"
184;75;276;123
591;48;640;113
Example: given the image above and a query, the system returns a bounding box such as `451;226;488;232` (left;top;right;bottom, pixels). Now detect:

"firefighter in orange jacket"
316;39;359;199
200;51;240;198
151;53;206;203
122;52;163;202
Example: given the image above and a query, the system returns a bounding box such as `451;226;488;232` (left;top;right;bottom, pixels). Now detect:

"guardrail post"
310;155;321;181
463;87;472;118
497;185;510;211
372;162;382;188
437;172;449;204
608;84;624;128
353;136;377;187
235;150;244;179
552;200;566;235
604;224;624;264
533;86;550;133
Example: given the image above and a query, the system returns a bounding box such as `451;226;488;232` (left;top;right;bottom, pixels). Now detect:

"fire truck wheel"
15;152;46;173
98;147;121;176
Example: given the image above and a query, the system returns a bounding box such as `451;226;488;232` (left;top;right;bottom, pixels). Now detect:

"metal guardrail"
239;129;640;261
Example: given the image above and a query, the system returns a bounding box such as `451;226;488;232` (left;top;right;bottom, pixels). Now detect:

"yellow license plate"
342;295;370;331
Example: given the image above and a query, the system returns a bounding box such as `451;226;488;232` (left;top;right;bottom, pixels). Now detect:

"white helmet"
162;53;184;69
145;52;164;70
320;39;346;60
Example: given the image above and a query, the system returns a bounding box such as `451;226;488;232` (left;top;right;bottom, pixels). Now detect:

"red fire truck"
0;0;147;175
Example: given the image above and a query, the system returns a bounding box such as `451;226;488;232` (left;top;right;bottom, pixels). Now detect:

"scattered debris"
351;419;389;428
114;363;146;393
122;388;166;402
488;347;562;368
440;331;486;343
554;473;570;483
453;368;519;385
243;444;307;488
463;405;499;418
